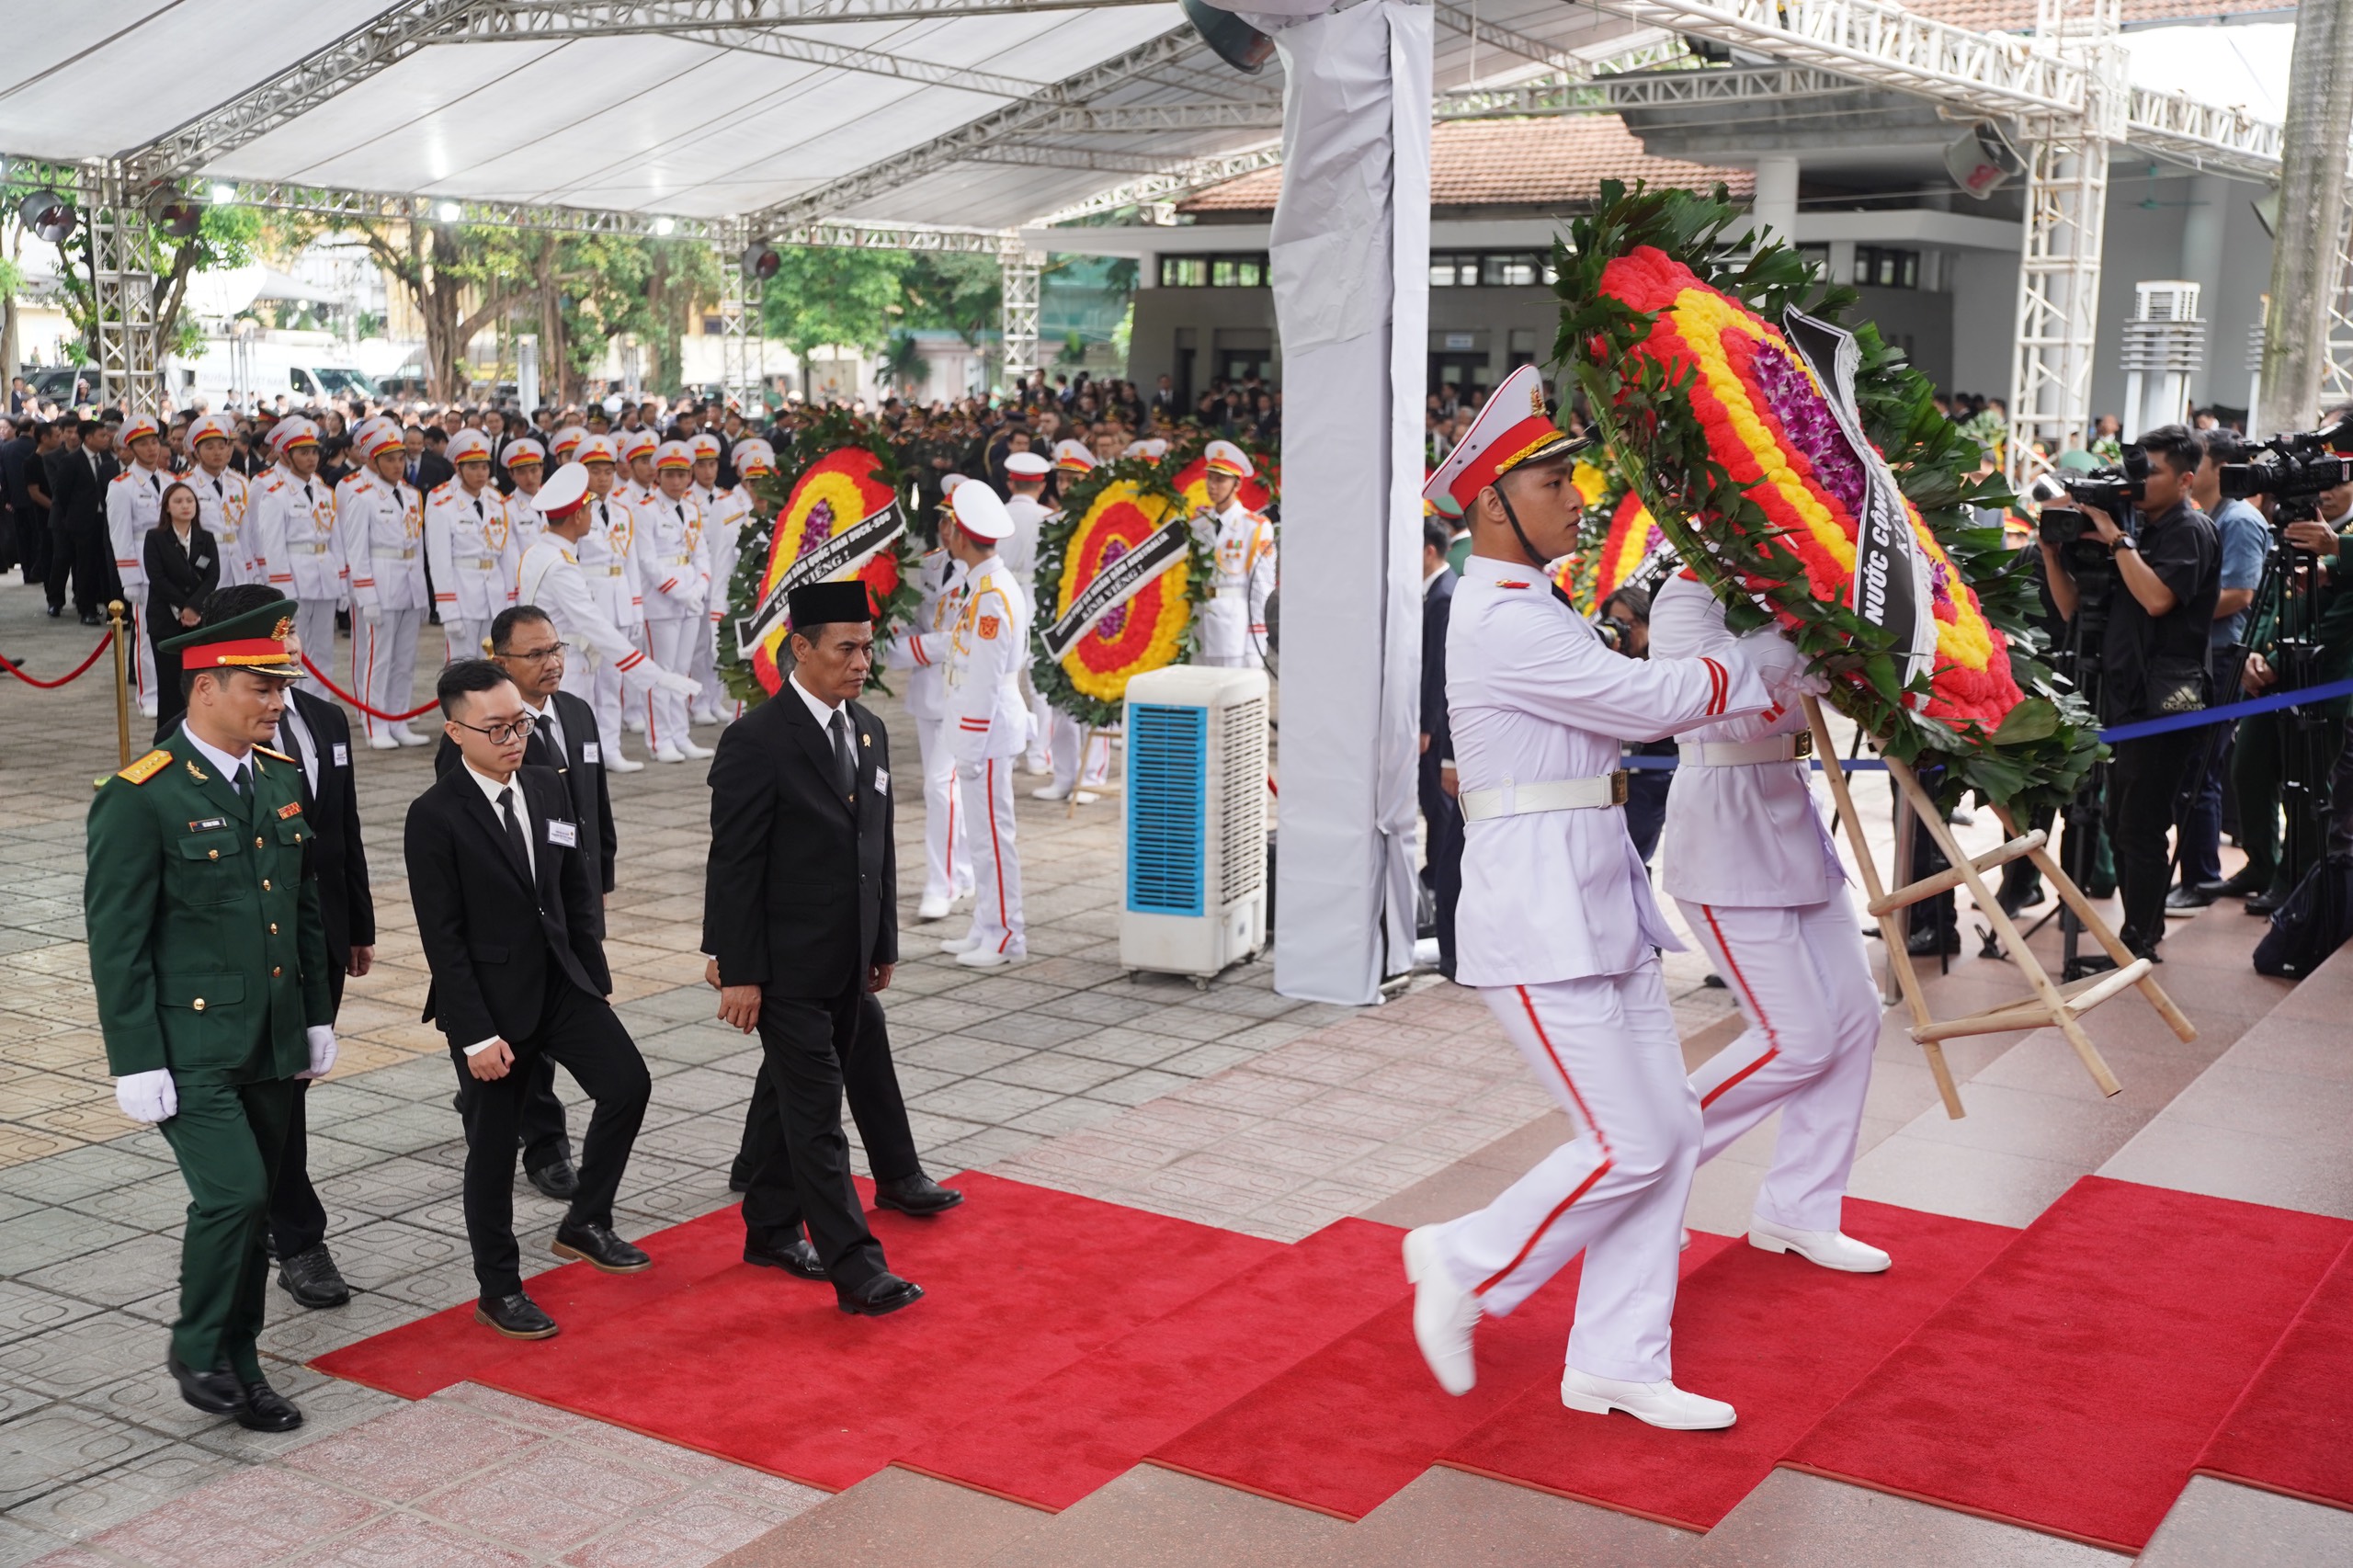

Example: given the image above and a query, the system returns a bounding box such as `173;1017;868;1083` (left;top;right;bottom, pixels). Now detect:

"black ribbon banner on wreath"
1038;518;1194;663
733;499;906;655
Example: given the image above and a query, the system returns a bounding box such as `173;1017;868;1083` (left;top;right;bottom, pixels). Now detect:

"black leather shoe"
552;1221;650;1273
167;1353;247;1415
2073;954;2120;976
79;611;101;626
1904;925;1961;958
2246;891;2286;916
474;1292;560;1339
237;1378;303;1432
2200;873;2260;899
873;1173;963;1217
2165;884;2215;913
526;1156;579;1201
43;603;61;619
837;1273;924;1316
277;1243;351;1308
745;1237;827;1279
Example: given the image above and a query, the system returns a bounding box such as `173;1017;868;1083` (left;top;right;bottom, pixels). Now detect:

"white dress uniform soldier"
251;418;341;701
575;437;644;771
1651;572;1892;1274
1402;365;1780;1433
637;439;713;763
1001;451;1055;774
515;462;699;754
107;415;170;718
691;433;761;724
1190;439;1277;671
1035;441;1114;802
336;422;430;748
424;429;517;664
614;428;660;740
882;485;974;921
187;415;254;587
935;482;1034;968
503;438;549;556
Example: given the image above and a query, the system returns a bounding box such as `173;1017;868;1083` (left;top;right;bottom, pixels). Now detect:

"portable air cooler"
1119;665;1270;983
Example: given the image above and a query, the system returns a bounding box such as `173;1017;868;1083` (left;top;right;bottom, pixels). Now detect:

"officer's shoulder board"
117;749;173;785
110;471;133;485
254;744;295;764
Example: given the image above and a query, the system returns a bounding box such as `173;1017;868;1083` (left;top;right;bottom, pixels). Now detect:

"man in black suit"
434;604;615;1200
48;416;119;622
408;659;653;1339
704;581;927;1316
245;596;378;1308
415;426;457;495
1417;519;1463;982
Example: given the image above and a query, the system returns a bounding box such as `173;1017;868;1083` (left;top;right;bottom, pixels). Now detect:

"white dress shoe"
1560;1369;1735;1430
955;946;1020;968
623;714;644;733
680;739;714;759
606;755;645;775
1070;790;1099;805
917;895;952;921
1030;783;1070;801
392;726;429;747
368;733;402;751
1747;1217;1891;1273
1680;1227;1691;1253
653;744;687;764
939;933;983;955
1403;1226;1480;1395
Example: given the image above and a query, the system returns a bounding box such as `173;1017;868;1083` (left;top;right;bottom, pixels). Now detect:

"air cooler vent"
1127;702;1206;917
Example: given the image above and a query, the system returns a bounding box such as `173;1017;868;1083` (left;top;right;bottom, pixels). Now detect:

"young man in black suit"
408;659;653;1339
48;415;119;622
703;581;926;1317
433;604;617;1202
1417;518;1462;982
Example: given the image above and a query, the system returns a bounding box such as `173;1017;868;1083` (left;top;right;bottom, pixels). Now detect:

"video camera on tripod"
2025;445;2147;555
2218;420;2353;523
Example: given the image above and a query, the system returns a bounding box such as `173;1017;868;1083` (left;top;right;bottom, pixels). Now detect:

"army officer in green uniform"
85;587;337;1431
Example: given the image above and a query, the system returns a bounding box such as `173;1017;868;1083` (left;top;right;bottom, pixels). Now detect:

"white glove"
1768;665;1832;703
300;1025;337;1081
115;1069;177;1125
654;669;701;697
355;598;381;622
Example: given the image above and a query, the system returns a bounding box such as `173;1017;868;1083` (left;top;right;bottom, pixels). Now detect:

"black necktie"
497;787;530;881
830;710;856;802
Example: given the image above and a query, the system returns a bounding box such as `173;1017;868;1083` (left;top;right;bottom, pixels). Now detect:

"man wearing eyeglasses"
433;603;614;1200
407;659;653;1340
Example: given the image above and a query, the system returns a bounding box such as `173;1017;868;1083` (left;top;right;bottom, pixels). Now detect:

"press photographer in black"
2039;425;2220;964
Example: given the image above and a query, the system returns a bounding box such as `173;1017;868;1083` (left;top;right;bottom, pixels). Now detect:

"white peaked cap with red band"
504;437;546;468
688;432;723;461
1421;362;1584;517
1203;438;1252;479
447;429;494;464
949;476;1015;540
1005;452;1051;480
536;462;592;521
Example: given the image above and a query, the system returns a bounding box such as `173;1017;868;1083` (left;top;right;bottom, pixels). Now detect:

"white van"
170;332;382;409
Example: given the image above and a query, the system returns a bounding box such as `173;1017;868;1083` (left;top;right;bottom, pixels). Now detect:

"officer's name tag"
583;743;601;764
188;817;227;834
332;743;349;767
874;767;890;797
547;820;578;848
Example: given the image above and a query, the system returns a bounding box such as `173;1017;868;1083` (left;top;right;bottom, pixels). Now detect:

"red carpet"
1144;1230;1738;1519
2195;1236;2353;1514
1783;1177;2353;1551
1436;1200;2013;1530
895;1218;1409;1510
312;1204;754;1398
456;1174;1280;1492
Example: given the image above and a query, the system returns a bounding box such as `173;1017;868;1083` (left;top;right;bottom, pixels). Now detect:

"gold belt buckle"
1792;729;1814;759
1608;768;1630;806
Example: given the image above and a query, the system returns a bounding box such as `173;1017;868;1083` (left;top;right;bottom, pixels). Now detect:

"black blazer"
702;687;898;999
282;687;375;970
50;446;116;537
406;762;610;1048
435;688;615;907
144;524;221;631
1421;568;1454;764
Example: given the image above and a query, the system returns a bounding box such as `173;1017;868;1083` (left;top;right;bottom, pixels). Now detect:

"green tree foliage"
897;251;1001;348
759;247;910;391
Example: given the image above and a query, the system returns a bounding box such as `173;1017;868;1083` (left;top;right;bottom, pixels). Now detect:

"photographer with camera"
2168;431;2272;909
2040;425;2219;963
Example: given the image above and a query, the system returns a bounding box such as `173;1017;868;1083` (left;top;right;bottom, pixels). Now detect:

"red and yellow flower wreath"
1032;458;1211;727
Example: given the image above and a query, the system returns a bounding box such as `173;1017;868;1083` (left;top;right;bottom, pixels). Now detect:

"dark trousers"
158;1075;298;1381
17;507;48;582
2108;734;2200;951
1417;753;1462;980
730;992;919;1188
1624;744;1674;864
740;984;889;1291
2234;710;2347;897
449;975;650;1300
2173;726;2234;889
46;515;105;614
517;1054;575;1173
267;968;346;1260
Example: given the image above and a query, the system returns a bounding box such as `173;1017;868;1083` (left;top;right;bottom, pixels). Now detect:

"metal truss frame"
82;164;168;416
998;236;1041;390
1033;150;1286;227
713;227;768;406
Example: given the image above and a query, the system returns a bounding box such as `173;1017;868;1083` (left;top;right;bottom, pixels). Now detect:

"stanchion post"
107;599;131;768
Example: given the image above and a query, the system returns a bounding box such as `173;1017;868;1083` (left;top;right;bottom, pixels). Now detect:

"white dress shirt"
275;701;321;798
178;724;256;796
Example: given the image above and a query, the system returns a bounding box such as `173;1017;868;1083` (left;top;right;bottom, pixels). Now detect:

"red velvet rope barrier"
0;631;115;689
300;653;443;722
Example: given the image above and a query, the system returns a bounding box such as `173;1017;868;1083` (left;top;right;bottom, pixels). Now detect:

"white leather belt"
385;546;417;559
602;565;628;576
1677;732;1813;768
289;542;330;555
1460;771;1629;822
462;555;499;570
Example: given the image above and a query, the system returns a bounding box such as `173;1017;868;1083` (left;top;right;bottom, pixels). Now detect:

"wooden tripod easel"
1803;698;2198;1119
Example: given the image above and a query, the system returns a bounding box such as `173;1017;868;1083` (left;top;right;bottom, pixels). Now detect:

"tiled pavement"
8;571;2347;1566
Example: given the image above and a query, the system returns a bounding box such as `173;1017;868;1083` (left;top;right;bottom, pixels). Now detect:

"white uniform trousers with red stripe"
916;716;972;906
1678;889;1881;1233
1426;959;1699;1382
121;587;155;715
1048;710;1114;793
955;756;1025;957
292;598;337;702
689;612;730;722
351;607;423;742
590;657;626;765
642;616;697;754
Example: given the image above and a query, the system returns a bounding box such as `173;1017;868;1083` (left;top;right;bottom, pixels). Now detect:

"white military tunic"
1651;572;1880;1237
881;550;972;908
1423;556;1768;1384
252;467;342;700
943;553;1034;958
516;534;665;724
190;466;253;586
424;478;517;663
578;490;642;764
1191;499;1276;669
690;480;752;720
105;461;166;713
335;470;427;743
633;490;710;756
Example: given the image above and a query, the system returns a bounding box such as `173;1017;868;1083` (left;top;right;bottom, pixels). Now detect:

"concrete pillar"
1753;156;1800;248
2179;174;2228;405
